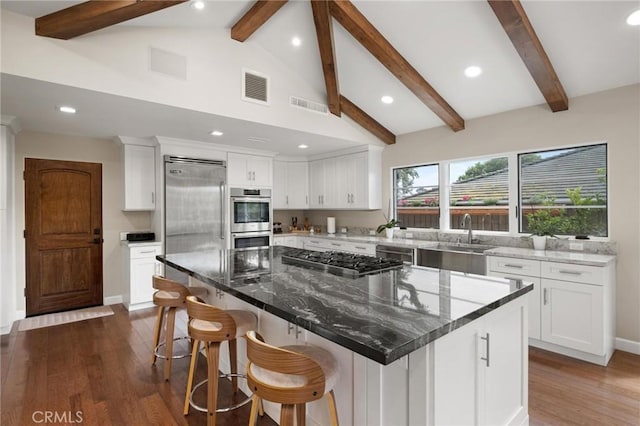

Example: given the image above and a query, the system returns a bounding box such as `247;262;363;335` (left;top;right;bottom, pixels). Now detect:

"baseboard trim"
103;295;123;306
615;337;640;355
1;310;26;336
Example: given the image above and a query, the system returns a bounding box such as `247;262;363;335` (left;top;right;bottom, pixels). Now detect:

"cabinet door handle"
286;195;289;205
252;171;256;181
318;196;321;205
247;171;251;181
220;183;225;240
480;333;490;367
306;195;308;205
151;192;155;204
558;270;582;276
543;288;549;305
287;323;295;335
504;264;524;269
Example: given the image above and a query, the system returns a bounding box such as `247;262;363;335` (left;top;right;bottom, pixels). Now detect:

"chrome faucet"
462;213;473;244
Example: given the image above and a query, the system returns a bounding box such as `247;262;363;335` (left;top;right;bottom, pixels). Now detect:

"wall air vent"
148;46;187;80
290;96;328;115
242;69;269;105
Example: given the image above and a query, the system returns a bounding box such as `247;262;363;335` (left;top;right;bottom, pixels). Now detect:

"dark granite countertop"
157;246;532;365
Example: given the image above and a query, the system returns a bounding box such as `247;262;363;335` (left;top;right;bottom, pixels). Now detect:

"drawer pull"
558;270;582;275
503;264;524;269
331;243;341;247
139;250;156;254
354;246;366;250
480;333;490;367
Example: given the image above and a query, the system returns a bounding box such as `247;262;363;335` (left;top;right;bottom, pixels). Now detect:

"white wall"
13;132;152;315
1;124;17;333
0;9;377;146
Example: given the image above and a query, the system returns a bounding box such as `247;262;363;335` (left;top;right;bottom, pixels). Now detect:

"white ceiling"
2;0;639;154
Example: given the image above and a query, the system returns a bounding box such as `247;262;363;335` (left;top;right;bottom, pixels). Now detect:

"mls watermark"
31;411;84;424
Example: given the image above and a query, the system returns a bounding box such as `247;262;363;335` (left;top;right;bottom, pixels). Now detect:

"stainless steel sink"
416;243;496;274
432;243;497;254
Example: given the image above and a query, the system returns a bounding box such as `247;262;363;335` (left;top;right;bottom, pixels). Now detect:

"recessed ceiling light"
464;66;483;78
58;105;76;114
297;144;308;149
191;1;205;10
291;36;302;47
210;130;223;136
381;95;394;104
627;9;640;26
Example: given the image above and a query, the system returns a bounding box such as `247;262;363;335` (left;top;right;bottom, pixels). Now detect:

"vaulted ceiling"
2;0;639;153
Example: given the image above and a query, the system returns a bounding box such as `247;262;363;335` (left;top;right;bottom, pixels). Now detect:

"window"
519;144;607;237
449;156;510;232
393;164;439;229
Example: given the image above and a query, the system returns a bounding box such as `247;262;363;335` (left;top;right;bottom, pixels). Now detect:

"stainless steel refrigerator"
164;156;226;283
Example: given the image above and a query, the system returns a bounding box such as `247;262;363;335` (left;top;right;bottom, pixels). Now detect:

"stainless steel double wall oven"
230;187;272;249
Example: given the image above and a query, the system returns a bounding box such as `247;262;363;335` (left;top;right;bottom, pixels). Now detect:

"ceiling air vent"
242;69;269;105
290;96;328;114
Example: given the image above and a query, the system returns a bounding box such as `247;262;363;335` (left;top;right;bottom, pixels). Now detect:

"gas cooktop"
281;249;404;278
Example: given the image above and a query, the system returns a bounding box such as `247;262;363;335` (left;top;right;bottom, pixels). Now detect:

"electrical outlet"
369;229;376;236
120;232;129;241
405;232;413;239
569;242;584;251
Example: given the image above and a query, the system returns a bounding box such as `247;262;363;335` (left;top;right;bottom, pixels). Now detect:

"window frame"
517;143;609;237
390;141;609;240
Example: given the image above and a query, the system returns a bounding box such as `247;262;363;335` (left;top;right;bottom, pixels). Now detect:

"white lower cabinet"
302;237;376;256
433;298;528;426
487;255;615;366
122;243;162;311
541;278;603;354
272;235;302;248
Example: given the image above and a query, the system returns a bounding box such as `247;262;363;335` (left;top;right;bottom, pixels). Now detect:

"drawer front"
342;242;376;256
541;262;603;285
130;245;162;259
487;256;540;277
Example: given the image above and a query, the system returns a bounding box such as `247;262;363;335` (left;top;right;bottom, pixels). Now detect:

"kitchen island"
158;246;532;426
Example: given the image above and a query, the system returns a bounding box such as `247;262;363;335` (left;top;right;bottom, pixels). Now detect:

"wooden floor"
2;304;639;425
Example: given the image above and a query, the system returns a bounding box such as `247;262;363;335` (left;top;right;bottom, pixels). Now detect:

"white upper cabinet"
310;148;381;210
273;161;309;209
122;144;156;211
337;152;370;208
227;152;273;188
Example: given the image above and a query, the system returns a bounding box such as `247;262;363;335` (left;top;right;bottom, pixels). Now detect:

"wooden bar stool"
245;330;340;426
184;295;258;425
151;275;207;381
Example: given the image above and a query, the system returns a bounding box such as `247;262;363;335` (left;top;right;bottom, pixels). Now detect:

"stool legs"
249;395;260;426
327;390;339;426
296;403;306;426
151;306;164;365
207;342;221;426
280;404;295;426
229;338;238;393
184;339;201;415
164;307;177;381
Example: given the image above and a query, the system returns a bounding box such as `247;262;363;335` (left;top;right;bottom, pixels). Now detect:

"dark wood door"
25;158;103;316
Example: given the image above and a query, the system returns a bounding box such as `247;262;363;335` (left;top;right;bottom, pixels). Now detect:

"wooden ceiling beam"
340;95;395;145
329;0;464;132
488;0;568;112
35;0;187;40
311;0;340;116
231;0;288;42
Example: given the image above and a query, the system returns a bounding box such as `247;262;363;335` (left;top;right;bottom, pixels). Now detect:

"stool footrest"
189;374;252;413
154;336;191;360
